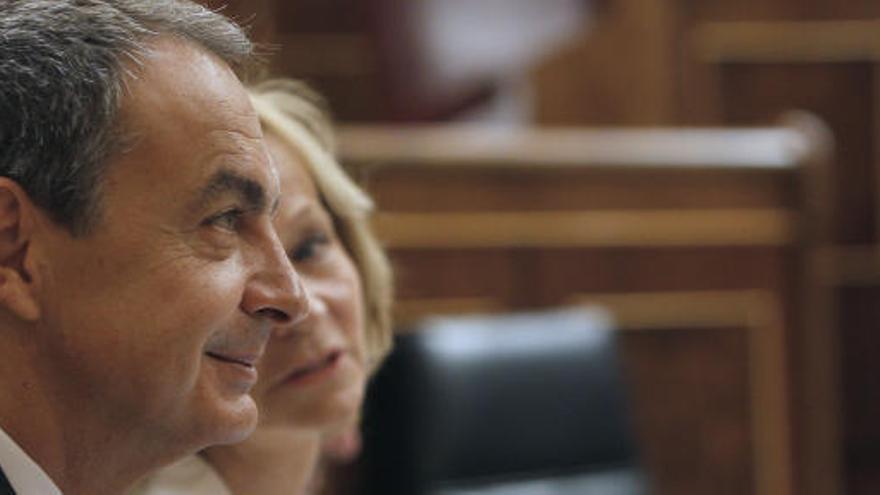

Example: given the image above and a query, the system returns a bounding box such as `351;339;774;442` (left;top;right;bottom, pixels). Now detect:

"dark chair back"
361;307;647;495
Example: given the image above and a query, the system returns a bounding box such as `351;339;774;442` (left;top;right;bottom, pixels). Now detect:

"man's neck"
0;334;181;495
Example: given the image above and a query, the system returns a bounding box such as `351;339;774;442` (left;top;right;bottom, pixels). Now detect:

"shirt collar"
0;425;63;495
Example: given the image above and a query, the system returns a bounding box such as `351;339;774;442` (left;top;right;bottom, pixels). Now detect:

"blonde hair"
249;79;393;369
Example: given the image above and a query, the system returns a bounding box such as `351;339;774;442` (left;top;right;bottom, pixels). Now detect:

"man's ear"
0;178;40;322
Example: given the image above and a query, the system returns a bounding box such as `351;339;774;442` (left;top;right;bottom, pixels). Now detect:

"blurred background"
198;1;880;494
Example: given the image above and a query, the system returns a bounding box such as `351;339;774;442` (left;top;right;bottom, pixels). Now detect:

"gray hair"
0;0;254;234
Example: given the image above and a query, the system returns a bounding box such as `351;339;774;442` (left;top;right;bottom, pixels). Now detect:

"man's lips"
205;351;258;368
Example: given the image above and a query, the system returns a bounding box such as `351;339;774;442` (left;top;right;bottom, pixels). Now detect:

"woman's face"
251;131;367;433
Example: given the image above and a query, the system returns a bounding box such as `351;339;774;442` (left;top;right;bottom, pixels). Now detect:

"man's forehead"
103;35;275;210
118;36;261;140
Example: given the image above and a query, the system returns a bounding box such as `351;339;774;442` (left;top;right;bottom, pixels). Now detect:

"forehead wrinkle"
194;169;268;213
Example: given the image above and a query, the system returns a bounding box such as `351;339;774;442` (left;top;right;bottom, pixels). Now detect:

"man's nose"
241;237;311;328
273;283;330;339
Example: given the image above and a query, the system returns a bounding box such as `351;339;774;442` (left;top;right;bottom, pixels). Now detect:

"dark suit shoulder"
0;464;15;495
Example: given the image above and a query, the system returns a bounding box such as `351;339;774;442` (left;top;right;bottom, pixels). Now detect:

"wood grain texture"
569;290;790;495
373;209;796;248
341;123;815;495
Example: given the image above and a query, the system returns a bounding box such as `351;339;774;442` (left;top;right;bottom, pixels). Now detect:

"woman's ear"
0;178;41;322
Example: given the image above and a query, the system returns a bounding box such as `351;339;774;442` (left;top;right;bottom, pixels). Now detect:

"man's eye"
203;208;245;231
290;233;330;262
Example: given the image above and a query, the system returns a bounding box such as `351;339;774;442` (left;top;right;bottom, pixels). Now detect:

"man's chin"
208;394;260;446
192;354;263;445
180;392;259;452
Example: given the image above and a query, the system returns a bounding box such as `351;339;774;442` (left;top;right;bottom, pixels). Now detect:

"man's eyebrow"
194;169;269;213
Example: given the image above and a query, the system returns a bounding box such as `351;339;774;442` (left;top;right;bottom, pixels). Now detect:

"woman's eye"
203;207;245;232
290;233;330;262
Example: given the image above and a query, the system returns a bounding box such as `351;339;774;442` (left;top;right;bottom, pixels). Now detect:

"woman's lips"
282;350;343;386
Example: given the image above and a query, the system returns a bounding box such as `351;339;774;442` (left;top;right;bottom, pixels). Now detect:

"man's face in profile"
32;38;302;450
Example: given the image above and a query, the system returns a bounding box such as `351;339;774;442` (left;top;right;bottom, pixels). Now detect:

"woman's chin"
313;387;364;433
263;381;364;433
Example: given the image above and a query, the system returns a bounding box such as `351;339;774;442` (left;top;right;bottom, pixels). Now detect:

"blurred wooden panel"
532;0;681;125
195;0;277;46
571;290;789;495
620;325;754;495
529;14;880;492
821;246;880;495
837;285;880;495
272;34;374;78
393;297;507;327
694;21;880;63
275;0;366;33
534;246;793;302
363;169;794;212
339;125;807;167
541;11;875;493
533;2;880;126
388;245;795;312
338;123;815;307
691;24;877;245
340;125;804;214
338;123;823;495
832;245;880;286
265;0;386;121
373;210;795;249
388;249;522;303
689;21;880;495
685;0;880;21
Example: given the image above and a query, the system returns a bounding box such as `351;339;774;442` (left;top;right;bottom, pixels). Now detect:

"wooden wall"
337;122;826;495
530;3;880;495
196;0;277;47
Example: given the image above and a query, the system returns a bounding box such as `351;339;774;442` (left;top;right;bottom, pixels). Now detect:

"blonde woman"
132;80;393;495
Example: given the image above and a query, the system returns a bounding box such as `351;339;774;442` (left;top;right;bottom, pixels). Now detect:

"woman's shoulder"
128;456;232;495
